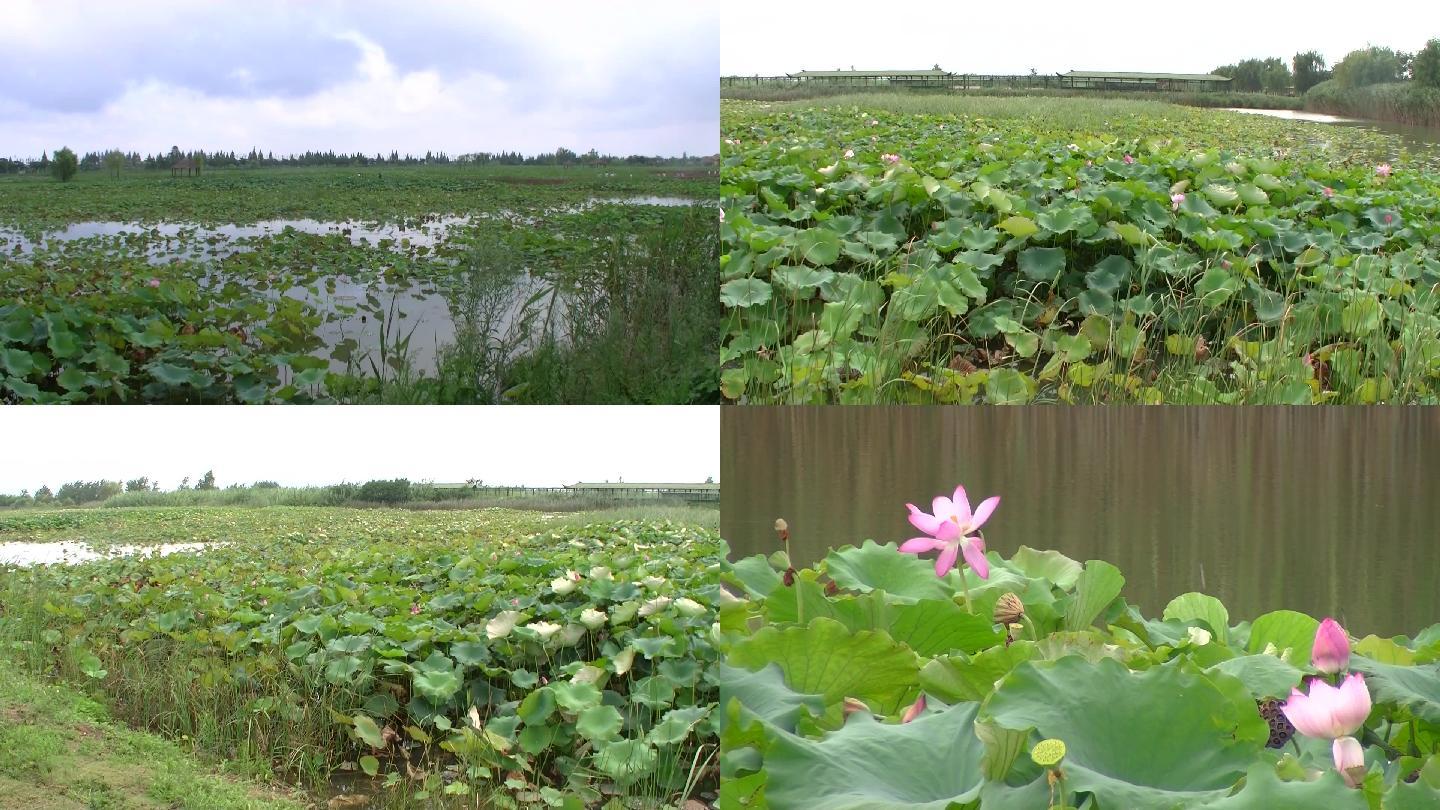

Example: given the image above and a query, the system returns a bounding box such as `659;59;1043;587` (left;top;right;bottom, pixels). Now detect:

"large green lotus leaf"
1246;610;1318;666
720;278;773;308
1017;246;1066;281
1163;592;1231;646
1007;546;1083;589
763;702;985;810
1207;655;1303;700
1350;657;1440;723
985;657;1267;809
919;642;1037;704
724;554;782;599
794;228;842;266
1196;762;1366;809
824;541;953;602
1063;560;1125;632
1382;768;1440;810
886;599;1004;657
726;618;919;714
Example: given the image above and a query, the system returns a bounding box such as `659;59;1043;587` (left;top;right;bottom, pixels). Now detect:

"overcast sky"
0;0;717;160
723;1;1440;77
0;407;718;493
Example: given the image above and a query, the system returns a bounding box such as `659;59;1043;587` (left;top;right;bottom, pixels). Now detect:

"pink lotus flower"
901;694;926;723
1323;186;1334;198
1333;736;1365;788
410;603;421;615
1282;673;1371;740
1123;154;1135;165
148;278;161;288
1383;213;1394;225
901;485;999;578
1171;193;1185;211
1312;618;1350;674
1376;163;1392;177
881;153;901;164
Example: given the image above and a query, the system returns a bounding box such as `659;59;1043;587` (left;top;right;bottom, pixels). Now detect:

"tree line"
0;144;716;177
1214;39;1440;94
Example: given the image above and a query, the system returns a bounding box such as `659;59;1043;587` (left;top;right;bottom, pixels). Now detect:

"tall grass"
1303;80;1440;127
88;486;714;514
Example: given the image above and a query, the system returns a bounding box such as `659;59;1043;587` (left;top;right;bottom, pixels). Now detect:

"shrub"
356;479;411;504
250;481;281;489
51;147;77;182
55;480;122;504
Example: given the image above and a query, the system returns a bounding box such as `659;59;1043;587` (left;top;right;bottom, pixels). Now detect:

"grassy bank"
722;83;1304;111
721;96;1440;404
0;506;722;808
1304;80;1440;127
0;654;305;810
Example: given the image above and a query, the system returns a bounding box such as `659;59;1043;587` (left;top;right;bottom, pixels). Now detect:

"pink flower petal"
931;495;955;522
970;496;1000;529
951;485;972;524
934;543;959;577
1282;687;1331;738
1334;673;1372;732
1312;617;1350;674
961;536;989;579
900;536;943;553
933;520;961;541
906;503;942;535
1333;736;1364;787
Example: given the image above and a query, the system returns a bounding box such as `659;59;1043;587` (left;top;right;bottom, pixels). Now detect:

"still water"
721;407;1440;637
1225;107;1440;154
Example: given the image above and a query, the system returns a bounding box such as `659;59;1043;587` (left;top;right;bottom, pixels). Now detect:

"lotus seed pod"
993;592;1025;625
1030;738;1067;768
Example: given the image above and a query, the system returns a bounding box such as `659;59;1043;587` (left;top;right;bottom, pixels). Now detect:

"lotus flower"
1123;154;1135;164
1312;617;1350;674
1171;192;1185;211
901;694;926;723
1282;673;1371;740
579;608;607;629
1323;186;1334;198
148;278;161;288
1333;736;1365;787
843;148;855;158
901;485;998;578
1376;163;1392;177
881;153;901;164
409;603;421;615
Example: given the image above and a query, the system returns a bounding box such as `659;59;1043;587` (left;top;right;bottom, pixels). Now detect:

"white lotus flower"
673;597;706;618
641;576;666;589
580;608;608;629
527;621;562;641
551;575;578;595
639;596;672;617
1186;626;1212;646
843;149;855;158
485;610;523;640
589;566;613;581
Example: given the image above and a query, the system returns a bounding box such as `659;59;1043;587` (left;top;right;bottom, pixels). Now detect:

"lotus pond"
719;96;1440;403
0;166;717;404
0;506;722;808
718;485;1440;809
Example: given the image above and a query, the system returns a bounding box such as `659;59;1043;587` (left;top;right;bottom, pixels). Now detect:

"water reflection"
721;407;1440;636
1225;108;1440;154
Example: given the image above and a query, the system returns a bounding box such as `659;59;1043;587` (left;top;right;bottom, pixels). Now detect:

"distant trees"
55;480;122;504
1414;39;1440;89
103;150;125;178
51;147;77;181
1293;50;1331;94
125;477;155;492
1213;58;1292;93
196;470;217;491
1333;46;1410;88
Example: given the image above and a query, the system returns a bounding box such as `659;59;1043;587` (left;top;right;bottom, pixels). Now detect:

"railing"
721;75;1230;93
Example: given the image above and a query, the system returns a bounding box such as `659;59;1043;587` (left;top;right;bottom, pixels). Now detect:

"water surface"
0;541;220;567
1225;107;1440;154
721;407;1440;636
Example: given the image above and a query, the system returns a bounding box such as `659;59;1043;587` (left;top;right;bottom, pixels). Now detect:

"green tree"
104;149;125;178
34;485;53;503
1293;50;1330;93
1333;46;1408;88
196;470;217;491
1414;39;1440;89
51;147;77;181
1213;57;1290;93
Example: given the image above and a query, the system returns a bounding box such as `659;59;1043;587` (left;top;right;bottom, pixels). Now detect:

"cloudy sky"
0;407;718;492
723;1;1440;77
0;0;717;160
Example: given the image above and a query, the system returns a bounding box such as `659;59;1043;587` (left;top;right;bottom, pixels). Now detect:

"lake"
721;407;1440;637
1225;107;1440;155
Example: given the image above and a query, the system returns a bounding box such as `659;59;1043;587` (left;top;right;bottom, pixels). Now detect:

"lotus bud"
526;621;561;642
774;518;789;544
1333;736;1365;787
1312;617;1350;675
993;593;1025;625
842;697;870;717
579;608;607;629
901;693;926;723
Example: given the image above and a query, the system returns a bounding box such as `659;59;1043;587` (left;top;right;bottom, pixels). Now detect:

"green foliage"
720;540;1440;809
1213;57;1291;94
1293;50;1331;94
720;97;1440;404
1414;39;1440;90
1333;46;1410;89
356;478;411;504
0;509;720;804
54;480;122;505
51;147;77;182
